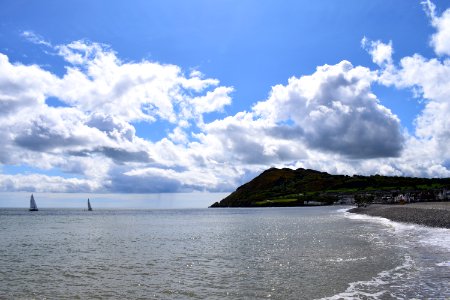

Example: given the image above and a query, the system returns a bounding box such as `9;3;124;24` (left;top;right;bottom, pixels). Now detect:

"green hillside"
210;168;450;207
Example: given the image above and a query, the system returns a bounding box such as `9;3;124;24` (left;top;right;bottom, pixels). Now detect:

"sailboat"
87;198;93;211
29;194;38;211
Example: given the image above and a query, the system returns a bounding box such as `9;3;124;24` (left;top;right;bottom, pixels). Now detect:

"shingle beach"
349;202;450;229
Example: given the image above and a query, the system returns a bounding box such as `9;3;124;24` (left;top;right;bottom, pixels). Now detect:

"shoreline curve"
348;202;450;229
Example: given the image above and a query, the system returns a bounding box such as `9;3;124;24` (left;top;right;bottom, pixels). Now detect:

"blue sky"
0;1;436;111
0;1;445;120
0;0;440;124
1;0;450;205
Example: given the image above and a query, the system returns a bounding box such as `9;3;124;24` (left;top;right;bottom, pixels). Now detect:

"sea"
0;206;448;299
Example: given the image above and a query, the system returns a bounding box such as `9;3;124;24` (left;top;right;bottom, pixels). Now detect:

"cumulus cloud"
106;163;241;193
87;113;136;142
190;86;233;115
422;0;450;56
253;61;404;158
378;53;450;163
0;39;236;192
13;107;94;152
362;8;450;177
54;41;232;124
188;60;405;178
0;54;57;116
0;173;99;193
2;1;450;195
361;37;393;66
197;111;308;165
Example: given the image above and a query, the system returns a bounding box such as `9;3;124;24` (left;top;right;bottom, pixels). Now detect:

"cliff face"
209;167;450;207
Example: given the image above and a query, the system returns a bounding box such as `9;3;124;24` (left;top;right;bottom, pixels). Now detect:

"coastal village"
211;167;450;208
334;188;450;206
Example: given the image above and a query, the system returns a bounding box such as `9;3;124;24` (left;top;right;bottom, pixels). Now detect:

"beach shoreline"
349;202;450;229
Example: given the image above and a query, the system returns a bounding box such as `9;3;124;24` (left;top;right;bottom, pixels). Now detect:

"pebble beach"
349;202;450;229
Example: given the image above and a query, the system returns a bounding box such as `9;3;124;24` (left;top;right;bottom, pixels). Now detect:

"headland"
210;167;450;208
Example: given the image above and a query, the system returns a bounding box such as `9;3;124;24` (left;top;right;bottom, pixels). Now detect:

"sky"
1;0;450;204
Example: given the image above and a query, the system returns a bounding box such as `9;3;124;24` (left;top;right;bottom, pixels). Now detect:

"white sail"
88;198;92;211
29;194;38;211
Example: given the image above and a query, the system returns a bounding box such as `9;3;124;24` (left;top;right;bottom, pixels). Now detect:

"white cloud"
0;53;57;116
0;40;236;192
186;60;405;181
191;86;233;115
422;0;450;56
363;24;450;177
383;54;450;162
197;111;309;165
54;41;231;124
365;40;450;154
21;31;52;47
0;173;100;193
253;60;404;158
168;127;189;144
361;37;394;66
3;2;450;196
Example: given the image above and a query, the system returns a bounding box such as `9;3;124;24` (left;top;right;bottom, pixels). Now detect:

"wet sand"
349;202;450;229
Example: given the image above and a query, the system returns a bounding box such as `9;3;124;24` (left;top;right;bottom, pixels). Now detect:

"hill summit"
210;168;450;207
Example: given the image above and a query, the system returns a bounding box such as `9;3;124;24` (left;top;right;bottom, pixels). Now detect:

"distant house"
335;195;355;205
304;200;324;206
437;189;449;201
394;194;409;203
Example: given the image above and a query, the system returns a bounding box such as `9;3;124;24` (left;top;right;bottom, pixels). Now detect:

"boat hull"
29;208;38;211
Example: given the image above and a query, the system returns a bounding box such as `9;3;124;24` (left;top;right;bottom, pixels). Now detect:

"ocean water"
0;207;448;299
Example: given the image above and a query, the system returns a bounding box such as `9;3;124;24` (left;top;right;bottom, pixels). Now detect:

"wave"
335;207;354;214
340;208;450;252
436;261;450;267
322;208;450;299
318;255;415;300
326;257;367;263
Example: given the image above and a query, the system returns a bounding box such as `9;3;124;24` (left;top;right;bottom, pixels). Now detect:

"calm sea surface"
0;207;448;299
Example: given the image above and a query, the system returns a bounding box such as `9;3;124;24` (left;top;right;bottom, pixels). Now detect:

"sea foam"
325;208;450;299
340;207;450;251
319;255;415;300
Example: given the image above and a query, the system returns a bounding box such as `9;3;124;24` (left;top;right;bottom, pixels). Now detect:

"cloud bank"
1;1;450;193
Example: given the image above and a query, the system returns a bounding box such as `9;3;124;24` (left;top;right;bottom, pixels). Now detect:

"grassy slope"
210;168;450;207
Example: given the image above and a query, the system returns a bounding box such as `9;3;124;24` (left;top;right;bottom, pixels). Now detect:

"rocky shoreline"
349;202;450;229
